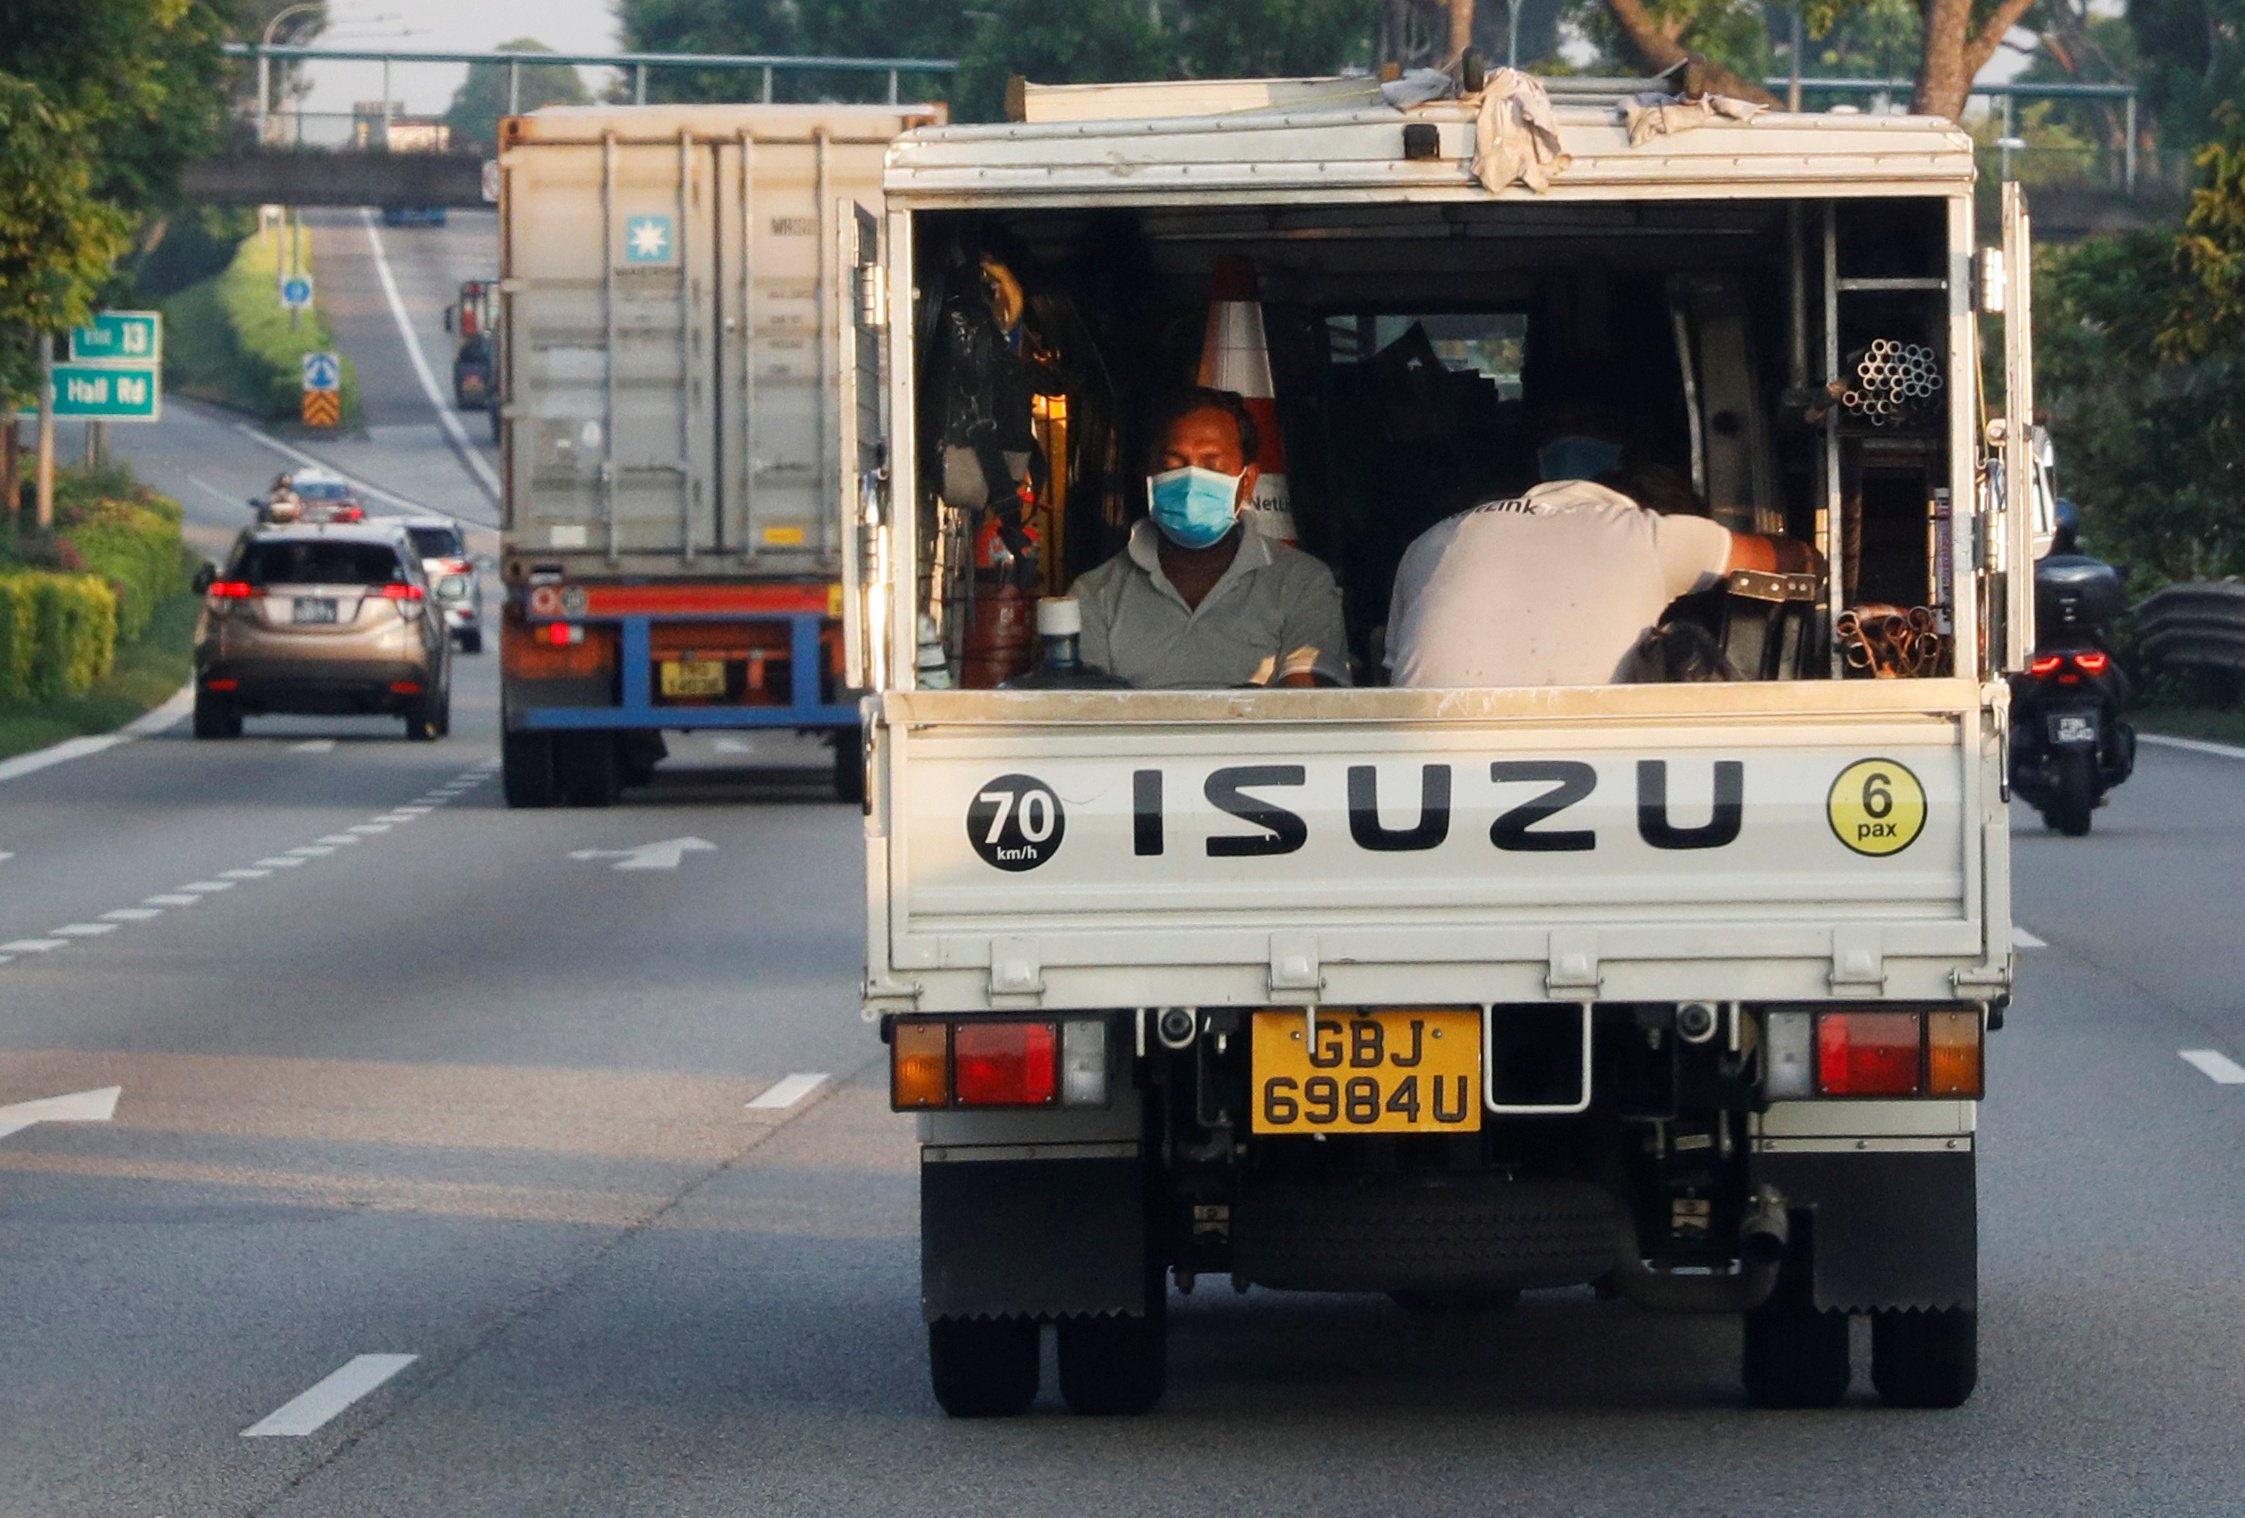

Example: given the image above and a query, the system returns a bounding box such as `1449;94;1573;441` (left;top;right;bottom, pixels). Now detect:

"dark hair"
1148;386;1259;473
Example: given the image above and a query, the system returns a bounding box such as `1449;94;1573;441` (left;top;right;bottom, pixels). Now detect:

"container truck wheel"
1870;1308;1976;1408
1741;1222;1850;1409
556;733;620;808
1056;1290;1167;1416
927;1317;1040;1418
502;730;558;809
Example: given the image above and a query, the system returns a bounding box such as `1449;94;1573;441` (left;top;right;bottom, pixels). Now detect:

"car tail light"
1816;1011;1923;1096
1925;1011;1984;1097
207;581;257;600
2028;654;2064;677
2073;651;2109;675
389;680;423;695
203;676;239;691
440;558;471;576
954;1022;1058;1106
892;1021;950;1109
380;583;425;602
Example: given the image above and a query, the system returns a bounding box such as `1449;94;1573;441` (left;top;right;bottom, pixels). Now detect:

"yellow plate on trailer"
1250;1010;1481;1135
659;659;726;697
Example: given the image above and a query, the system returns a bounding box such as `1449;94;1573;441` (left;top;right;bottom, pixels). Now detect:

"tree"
443;39;590;153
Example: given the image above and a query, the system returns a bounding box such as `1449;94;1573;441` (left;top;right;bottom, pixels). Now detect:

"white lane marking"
123;686;197;738
1;939;68;954
144;894;201;907
254;857;308;869
0;852;14;864
187;474;243;511
568;837;718;872
51;924;119;938
2141;734;2245;762
746;1073;830;1110
220;868;271;881
290;739;337;753
241;1354;418;1438
101;908;163;922
348;824;390;835
288;846;336;858
229;424;434;516
316;835;361;846
179;880;235;892
0;956;10;967
0;1085;119;1142
2181;1050;2245;1085
2012;927;2047;949
393;806;435;815
359;208;502;500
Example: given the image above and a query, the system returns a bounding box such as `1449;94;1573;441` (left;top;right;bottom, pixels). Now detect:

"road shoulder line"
0;684;192;787
2140;733;2245;762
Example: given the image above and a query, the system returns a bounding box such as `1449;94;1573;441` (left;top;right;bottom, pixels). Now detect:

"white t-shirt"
1387;480;1735;688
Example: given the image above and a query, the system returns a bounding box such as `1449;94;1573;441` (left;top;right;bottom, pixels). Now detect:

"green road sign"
52;363;161;422
68;310;162;364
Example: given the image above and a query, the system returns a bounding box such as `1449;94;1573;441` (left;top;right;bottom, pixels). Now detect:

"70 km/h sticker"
1828;758;1928;856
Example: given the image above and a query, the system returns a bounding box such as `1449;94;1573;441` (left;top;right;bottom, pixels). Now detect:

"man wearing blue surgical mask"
1070;387;1350;689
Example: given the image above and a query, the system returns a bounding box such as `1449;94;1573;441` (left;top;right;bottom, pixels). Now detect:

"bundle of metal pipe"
1837;340;1945;428
1838;602;1948;677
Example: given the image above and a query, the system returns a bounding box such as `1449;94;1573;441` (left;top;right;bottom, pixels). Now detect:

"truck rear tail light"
953;1021;1058;1106
1925;1011;1984;1097
892;1020;950;1109
536;623;585;646
1816;1011;1923;1096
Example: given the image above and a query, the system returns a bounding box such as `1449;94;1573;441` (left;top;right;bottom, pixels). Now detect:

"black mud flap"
922;1154;1147;1321
1751;1150;1976;1313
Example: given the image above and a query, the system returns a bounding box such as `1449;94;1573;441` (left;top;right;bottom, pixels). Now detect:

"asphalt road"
10;207;2245;1515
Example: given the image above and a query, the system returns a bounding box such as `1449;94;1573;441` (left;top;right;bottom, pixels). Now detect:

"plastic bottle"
1003;597;1130;689
914;613;953;690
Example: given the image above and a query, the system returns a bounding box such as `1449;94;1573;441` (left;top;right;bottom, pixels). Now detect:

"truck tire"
620;732;666;788
1056;1292;1167;1415
1870;1308;1976;1408
833;727;865;805
192;692;242;740
502;730;558;809
459;628;484;655
2043;749;2095;836
556;733;619;807
1741;1221;1850;1409
927;1317;1040;1418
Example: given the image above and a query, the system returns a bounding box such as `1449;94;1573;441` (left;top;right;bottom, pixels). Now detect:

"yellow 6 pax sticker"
1827;759;1928;856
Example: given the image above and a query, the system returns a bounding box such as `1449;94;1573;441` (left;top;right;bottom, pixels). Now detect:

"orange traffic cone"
1197;256;1294;543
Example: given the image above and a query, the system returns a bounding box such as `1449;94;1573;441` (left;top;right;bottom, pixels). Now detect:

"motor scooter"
2010;531;2135;835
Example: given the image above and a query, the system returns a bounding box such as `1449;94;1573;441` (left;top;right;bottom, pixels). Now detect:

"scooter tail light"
2073;651;2109;675
2028;654;2064;677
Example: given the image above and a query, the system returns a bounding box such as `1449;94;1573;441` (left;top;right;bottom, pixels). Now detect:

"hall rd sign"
52;363;162;423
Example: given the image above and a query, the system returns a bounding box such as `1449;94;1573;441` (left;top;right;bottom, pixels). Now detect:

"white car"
402;518;484;653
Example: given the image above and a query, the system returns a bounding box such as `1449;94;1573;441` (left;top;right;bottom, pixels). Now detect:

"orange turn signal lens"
891;1020;950;1110
1925;1010;1984;1097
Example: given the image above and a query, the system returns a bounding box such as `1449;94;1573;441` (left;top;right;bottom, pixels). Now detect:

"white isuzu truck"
841;69;2046;1417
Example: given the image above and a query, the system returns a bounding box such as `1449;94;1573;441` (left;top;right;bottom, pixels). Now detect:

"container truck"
495;102;940;807
844;70;2052;1415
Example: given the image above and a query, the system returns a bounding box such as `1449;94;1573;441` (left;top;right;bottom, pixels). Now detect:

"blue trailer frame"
512;609;861;732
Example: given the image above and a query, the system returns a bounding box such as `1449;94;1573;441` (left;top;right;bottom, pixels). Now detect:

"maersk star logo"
624;215;672;264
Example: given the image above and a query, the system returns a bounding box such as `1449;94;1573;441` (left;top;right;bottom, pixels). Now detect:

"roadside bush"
60;493;195;644
0;572;115;703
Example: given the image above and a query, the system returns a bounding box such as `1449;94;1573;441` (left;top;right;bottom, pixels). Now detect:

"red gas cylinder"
958;582;1035;689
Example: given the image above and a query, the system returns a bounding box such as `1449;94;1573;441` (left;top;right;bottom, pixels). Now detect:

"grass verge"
160;224;361;426
2131;704;2245;748
0;591;198;762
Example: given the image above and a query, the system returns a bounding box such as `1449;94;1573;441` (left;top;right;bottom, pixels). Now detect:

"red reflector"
2028;655;2063;677
952;1022;1058;1106
208;581;257;599
389;680;423;695
204;677;239;691
2073;651;2109;675
1816;1012;1922;1096
380;583;425;602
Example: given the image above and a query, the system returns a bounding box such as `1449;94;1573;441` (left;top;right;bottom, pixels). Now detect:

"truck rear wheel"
927;1317;1040;1418
1870;1308;1976;1408
502;730;557;808
1056;1295;1167;1415
1741;1221;1850;1408
556;733;620;807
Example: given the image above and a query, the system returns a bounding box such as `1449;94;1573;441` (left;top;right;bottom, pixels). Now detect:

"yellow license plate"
659;659;726;697
1251;1010;1481;1135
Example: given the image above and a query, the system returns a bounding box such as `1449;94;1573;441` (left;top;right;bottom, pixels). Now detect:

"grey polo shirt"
1070;520;1352;690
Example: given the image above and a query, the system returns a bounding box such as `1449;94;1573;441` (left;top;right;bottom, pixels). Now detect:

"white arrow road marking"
2181;1050;2245;1085
0;1085;120;1142
2;939;69;954
711;738;753;754
2012;927;2047;949
568;837;719;872
746;1073;829;1110
241;1355;418;1438
289;739;336;753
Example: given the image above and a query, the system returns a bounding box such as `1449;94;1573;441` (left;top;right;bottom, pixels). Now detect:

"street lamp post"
258;3;323;145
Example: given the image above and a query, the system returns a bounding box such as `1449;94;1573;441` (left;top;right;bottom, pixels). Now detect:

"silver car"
402;517;485;653
193;523;452;741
